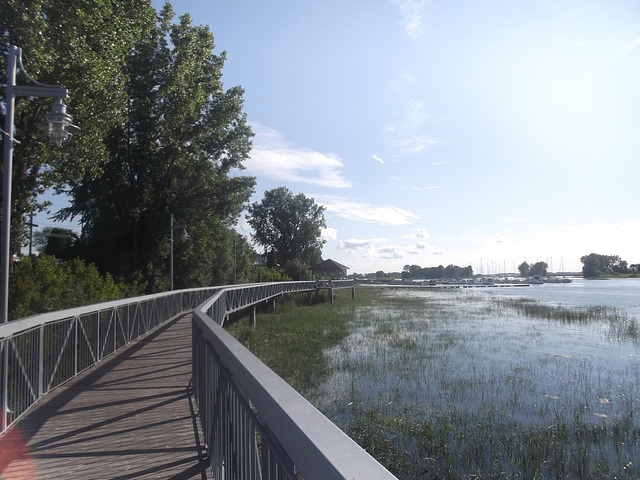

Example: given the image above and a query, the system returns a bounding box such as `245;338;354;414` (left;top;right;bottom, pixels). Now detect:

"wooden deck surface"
0;313;211;480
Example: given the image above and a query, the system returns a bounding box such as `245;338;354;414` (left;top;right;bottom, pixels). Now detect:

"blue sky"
47;1;640;274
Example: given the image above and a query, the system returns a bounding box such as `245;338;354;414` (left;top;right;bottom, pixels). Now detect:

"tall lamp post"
2;45;79;323
169;214;187;290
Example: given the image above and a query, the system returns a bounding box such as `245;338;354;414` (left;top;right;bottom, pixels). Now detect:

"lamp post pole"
169;215;187;291
170;214;175;291
1;46;18;325
2;45;79;323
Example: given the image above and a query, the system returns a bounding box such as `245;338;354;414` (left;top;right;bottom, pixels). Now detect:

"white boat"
543;277;572;283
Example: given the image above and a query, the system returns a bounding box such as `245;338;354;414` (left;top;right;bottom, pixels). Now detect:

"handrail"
192;281;397;479
1;280;394;479
0;286;222;434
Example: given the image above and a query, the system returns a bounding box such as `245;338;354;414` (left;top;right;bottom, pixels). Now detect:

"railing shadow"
1;313;209;479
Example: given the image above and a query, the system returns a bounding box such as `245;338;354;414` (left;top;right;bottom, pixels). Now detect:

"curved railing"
0;286;222;434
192;280;396;479
1;280;395;479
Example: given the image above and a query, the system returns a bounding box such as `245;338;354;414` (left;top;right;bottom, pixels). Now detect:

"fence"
0;287;221;434
1;280;396;479
192;281;396;479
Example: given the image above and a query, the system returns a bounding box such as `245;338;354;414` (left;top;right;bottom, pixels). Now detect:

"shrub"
9;255;146;320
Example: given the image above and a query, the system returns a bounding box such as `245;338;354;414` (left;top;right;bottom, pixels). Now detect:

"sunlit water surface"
307;280;640;476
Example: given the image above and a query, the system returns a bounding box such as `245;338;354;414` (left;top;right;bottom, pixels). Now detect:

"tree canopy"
518;261;548;277
1;0;155;259
56;4;255;290
246;187;326;275
34;227;79;261
581;253;628;277
402;264;474;280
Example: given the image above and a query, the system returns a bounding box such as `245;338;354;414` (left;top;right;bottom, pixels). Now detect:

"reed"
225;291;352;392
226;287;640;479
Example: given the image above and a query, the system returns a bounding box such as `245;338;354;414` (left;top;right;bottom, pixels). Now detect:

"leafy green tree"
529;261;548;277
580;253;625;277
60;4;255;290
581;253;605;277
33;227;79;260
613;259;628;274
444;264;473;279
518;262;530;277
1;0;155;261
259;267;292;282
9;255;145;320
246;187;326;271
402;264;422;279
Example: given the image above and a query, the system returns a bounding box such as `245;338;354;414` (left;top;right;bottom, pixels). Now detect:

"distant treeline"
402;264;473;280
581;253;639;277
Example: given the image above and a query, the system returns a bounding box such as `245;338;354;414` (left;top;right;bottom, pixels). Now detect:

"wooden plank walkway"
0;313;211;479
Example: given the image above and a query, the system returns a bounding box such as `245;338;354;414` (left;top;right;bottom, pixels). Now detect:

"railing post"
73;318;78;377
352;286;356;300
125;305;130;343
250;307;256;328
94;311;102;362
38;324;44;397
1;340;7;433
329;288;334;304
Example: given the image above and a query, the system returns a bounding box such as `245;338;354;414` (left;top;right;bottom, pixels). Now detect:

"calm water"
484;277;640;317
312;280;640;478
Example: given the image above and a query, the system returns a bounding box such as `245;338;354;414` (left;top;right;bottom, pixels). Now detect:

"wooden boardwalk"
0;313;211;479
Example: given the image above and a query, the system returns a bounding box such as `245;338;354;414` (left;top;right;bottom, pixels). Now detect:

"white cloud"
402;184;439;190
407;98;429;127
402;227;430;240
487;234;517;246
414;228;429;239
339;237;406;261
386;98;440;156
316;194;419;225
397;134;439;155
372;154;385;164
378;246;405;259
392;0;428;40
245;122;352;188
321;227;338;241
339;237;389;251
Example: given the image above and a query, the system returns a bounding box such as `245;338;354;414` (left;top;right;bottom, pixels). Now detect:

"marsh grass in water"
225;291;352;392
226;287;640;479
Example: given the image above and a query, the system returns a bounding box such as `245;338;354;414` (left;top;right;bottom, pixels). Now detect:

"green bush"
259;267;292;282
9;255;146;320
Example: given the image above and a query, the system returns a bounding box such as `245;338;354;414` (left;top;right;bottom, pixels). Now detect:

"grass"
226;287;640;479
225;291;352;392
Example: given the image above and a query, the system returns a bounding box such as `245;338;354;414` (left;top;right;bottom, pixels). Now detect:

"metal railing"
0;286;221;434
192;281;397;479
1;279;395;479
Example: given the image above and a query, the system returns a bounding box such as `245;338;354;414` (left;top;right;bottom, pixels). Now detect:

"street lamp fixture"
2;45;80;323
37;98;79;146
170;214;188;291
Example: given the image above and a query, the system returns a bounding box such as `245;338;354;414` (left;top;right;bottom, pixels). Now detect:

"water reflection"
308;286;640;478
